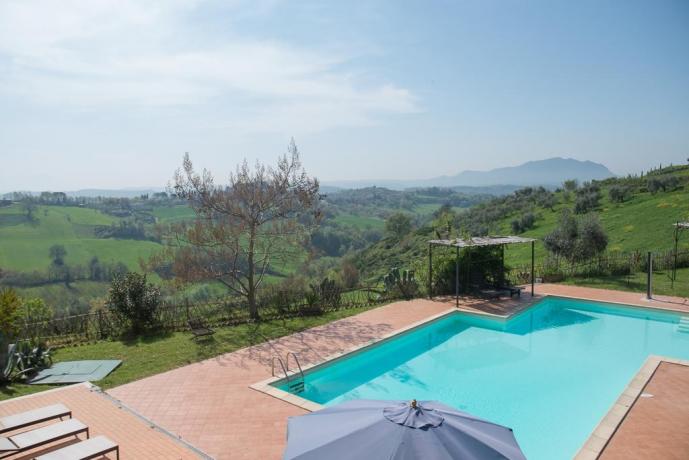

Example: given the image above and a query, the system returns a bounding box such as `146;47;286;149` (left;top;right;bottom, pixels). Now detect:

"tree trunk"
247;226;259;321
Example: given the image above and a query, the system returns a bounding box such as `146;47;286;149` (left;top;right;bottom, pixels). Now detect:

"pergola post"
455;246;460;308
426;236;537;302
500;244;505;287
531;240;535;297
428;243;433;299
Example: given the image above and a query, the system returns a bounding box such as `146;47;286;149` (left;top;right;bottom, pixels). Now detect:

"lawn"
0;304;378;401
562;267;689;299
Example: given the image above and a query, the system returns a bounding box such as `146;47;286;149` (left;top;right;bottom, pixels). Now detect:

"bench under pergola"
428;236;537;307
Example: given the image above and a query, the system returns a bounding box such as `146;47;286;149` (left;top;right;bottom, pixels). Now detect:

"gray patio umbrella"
283;399;526;460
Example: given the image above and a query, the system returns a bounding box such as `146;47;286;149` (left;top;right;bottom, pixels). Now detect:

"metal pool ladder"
271;352;305;394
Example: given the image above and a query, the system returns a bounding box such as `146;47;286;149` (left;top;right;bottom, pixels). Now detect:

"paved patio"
106;284;689;459
0;383;206;459
600;361;689;459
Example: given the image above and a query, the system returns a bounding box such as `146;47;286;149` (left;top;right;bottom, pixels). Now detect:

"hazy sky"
1;0;688;191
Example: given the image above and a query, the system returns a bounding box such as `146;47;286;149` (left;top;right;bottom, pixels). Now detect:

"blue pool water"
275;297;689;459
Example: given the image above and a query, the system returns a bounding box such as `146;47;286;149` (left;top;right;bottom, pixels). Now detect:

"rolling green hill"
0;205;160;272
354;165;689;297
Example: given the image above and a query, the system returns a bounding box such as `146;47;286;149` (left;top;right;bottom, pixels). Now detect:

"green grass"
0;304;378;401
560;267;689;299
151;205;196;223
0;205;161;272
332;213;385;230
356;168;689;296
503;187;689;267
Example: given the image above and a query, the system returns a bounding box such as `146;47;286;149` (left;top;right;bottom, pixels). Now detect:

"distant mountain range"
324;157;615;190
3;158;615;198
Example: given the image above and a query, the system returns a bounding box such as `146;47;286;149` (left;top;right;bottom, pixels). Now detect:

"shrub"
19;297;53;326
543;210;608;264
511;212;536;234
574;182;601;214
385;213;413;239
648;175;680;194
0;288;22;339
341;260;359;288
107;273;161;334
608;185;633;203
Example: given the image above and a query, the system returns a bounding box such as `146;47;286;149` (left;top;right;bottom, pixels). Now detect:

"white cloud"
0;0;418;132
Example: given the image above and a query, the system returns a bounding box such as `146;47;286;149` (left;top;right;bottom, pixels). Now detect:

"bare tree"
164;140;320;320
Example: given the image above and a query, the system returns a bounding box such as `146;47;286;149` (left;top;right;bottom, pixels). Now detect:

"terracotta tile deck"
0;383;205;459
600;362;689;460
105;284;689;459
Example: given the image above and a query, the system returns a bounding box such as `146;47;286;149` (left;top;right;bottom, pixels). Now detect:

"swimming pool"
274;297;689;459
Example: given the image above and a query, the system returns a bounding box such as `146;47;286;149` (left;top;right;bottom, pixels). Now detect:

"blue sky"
0;0;687;191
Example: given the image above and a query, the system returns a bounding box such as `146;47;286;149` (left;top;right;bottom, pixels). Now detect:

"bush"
385;213;413;239
608;185;633;203
543;210;608;264
0;288;21;339
511;212;536;234
19;298;53;335
648;175;681;194
341;260;359;288
574;182;601;214
107;273;161;334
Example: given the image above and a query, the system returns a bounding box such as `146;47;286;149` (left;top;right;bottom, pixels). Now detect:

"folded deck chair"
0;404;71;434
0;418;88;458
188;318;214;339
34;435;119;460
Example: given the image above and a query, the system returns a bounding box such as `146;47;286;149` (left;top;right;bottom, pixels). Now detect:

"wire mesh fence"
508;249;689;297
17;286;397;346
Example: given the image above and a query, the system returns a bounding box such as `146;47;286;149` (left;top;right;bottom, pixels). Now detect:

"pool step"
677;317;689;333
288;379;305;394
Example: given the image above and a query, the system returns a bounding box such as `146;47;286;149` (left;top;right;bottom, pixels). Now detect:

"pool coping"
249;294;689;457
249;295;542;411
574;355;689;460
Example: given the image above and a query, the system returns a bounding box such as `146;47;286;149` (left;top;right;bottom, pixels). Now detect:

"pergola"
671;222;689;288
428;236;537;307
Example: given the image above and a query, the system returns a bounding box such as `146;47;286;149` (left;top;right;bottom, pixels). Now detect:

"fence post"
646;251;653;300
97;310;104;340
428;243;433;299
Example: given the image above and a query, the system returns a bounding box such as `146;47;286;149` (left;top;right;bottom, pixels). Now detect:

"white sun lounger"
0;404;71;434
0;418;88;458
34;435;119;460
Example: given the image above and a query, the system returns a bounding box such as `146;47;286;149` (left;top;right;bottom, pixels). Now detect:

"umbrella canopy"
284;399;526;460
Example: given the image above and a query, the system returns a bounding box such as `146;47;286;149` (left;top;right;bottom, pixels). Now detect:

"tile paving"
0;383;204;459
101;285;689;458
599;361;689;460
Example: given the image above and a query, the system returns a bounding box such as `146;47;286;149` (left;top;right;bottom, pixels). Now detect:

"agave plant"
0;342;36;384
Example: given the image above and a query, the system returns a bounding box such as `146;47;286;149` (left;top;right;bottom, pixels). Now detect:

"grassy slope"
0;205;161;272
356;168;689;297
332;213;385;230
0;304;376;401
503;186;689;267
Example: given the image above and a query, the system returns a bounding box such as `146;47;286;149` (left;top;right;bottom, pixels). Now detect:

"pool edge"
574;355;689;460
